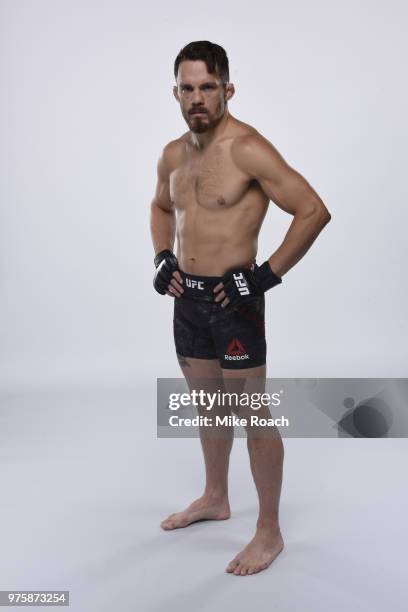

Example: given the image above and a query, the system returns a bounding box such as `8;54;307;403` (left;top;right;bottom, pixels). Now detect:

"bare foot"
160;495;231;530
226;525;284;575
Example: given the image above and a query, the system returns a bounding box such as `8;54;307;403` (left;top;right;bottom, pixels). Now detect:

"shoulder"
162;136;188;166
231;130;277;163
231;130;287;177
222;116;267;165
158;136;188;177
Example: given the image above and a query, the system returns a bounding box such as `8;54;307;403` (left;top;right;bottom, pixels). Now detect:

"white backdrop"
1;0;407;389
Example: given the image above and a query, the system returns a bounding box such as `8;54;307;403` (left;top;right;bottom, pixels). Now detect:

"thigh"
177;355;223;382
177;356;229;425
221;364;266;399
222;363;266;382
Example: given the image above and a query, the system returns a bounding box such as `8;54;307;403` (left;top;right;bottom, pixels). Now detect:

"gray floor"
0;386;406;611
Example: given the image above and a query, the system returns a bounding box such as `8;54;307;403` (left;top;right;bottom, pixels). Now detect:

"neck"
190;109;231;150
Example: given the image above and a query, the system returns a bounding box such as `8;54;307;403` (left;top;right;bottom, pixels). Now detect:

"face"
173;60;234;133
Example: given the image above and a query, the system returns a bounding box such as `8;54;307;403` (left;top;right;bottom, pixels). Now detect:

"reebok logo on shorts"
225;338;250;361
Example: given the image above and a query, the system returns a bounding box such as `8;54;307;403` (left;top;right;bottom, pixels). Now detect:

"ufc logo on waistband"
233;273;250;295
186;278;204;290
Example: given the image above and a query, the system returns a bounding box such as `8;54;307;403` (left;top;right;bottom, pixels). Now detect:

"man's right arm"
150;145;176;254
150;144;184;297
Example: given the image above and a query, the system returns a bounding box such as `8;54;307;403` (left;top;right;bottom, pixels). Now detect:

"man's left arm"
232;134;331;277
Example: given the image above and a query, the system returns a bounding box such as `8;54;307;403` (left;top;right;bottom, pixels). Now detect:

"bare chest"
169;145;249;209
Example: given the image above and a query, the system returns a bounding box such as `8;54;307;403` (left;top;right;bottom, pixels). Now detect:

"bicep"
258;159;323;216
234;136;324;216
151;152;173;213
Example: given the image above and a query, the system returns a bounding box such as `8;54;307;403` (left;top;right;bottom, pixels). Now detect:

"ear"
173;85;180;102
224;82;235;102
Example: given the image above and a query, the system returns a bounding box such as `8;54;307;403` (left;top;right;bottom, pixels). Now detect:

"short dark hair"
174;40;229;83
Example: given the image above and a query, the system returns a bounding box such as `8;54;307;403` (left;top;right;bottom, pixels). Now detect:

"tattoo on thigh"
177;354;191;368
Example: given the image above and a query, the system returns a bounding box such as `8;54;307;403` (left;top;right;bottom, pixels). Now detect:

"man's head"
173;41;235;134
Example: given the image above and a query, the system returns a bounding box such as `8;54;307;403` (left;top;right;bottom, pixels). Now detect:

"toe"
161;517;177;530
161;514;176;528
226;557;240;573
254;562;269;573
161;522;171;530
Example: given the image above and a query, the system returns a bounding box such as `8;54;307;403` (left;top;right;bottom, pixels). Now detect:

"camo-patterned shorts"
173;269;266;370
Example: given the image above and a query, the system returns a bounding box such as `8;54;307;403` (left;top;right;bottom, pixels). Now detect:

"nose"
191;87;205;104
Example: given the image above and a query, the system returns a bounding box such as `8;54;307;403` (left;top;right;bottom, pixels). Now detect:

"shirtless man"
150;40;331;576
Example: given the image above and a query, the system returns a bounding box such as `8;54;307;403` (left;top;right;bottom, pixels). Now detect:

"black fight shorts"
173;269;267;369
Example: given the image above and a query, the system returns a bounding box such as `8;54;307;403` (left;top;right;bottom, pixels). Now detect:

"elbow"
320;209;332;226
313;200;331;227
302;198;331;223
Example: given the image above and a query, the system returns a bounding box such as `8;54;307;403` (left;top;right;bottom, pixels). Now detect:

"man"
150;40;331;576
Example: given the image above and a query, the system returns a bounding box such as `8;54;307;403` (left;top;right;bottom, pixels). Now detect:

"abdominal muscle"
177;244;257;276
176;207;262;276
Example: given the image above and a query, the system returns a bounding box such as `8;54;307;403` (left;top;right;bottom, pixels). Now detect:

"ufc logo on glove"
233;272;250;295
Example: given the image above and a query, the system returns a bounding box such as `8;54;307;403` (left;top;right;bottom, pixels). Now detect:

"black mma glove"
153;249;179;295
221;261;282;306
